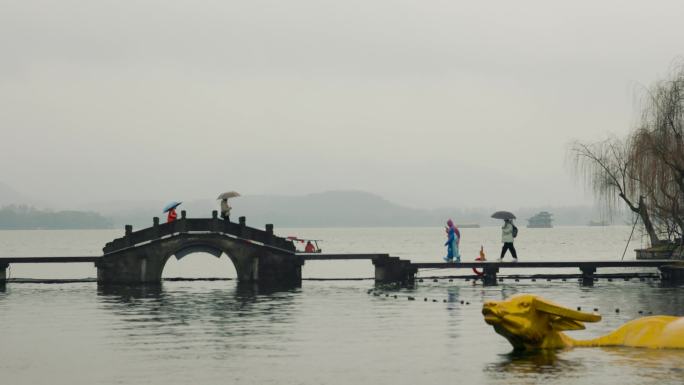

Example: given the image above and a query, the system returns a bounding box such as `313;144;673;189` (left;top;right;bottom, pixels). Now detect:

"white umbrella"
217;191;240;200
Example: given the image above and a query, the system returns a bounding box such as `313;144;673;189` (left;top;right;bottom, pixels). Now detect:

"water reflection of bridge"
0;212;680;288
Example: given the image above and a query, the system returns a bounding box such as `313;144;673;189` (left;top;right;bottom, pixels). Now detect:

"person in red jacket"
304;241;316;253
167;208;178;223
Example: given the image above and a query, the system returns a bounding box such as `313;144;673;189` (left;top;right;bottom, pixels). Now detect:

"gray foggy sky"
1;0;683;210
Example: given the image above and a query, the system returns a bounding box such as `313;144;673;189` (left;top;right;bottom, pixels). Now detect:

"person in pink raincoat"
443;219;461;263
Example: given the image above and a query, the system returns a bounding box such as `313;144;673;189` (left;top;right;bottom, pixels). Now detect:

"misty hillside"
0;181;625;229
99;191;434;228
89;190;622;229
232;191;434;227
0;205;112;230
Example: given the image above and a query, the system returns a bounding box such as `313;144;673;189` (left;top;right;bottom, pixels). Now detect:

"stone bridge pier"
373;256;416;285
96;233;303;286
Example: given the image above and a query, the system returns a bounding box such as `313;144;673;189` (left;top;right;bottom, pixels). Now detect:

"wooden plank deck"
0;256;100;264
410;260;673;269
301;253;389;260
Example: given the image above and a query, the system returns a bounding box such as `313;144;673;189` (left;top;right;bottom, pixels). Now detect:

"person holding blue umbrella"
163;201;182;223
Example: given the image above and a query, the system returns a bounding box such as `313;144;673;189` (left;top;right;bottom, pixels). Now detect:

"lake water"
1;226;683;385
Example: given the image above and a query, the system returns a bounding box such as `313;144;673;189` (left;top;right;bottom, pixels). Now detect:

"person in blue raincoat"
443;219;461;263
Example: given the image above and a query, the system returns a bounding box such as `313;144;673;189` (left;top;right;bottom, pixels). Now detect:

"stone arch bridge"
95;211;411;286
96;212;308;286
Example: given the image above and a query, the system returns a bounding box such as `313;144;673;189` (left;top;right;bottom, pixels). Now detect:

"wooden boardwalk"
410;260;670;269
301;256;671;269
0;213;680;287
301;255;676;285
301;253;388;260
0;257;99;264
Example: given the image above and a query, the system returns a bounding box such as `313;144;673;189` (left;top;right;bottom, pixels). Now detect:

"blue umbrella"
163;201;182;213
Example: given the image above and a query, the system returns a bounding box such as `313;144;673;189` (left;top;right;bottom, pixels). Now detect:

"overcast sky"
1;0;683;210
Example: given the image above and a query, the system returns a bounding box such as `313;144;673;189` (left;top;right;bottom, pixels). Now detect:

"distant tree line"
570;64;684;247
0;205;113;230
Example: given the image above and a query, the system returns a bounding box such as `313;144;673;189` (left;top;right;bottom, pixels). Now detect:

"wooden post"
483;266;499;286
580;266;596;286
0;262;8;284
659;265;684;284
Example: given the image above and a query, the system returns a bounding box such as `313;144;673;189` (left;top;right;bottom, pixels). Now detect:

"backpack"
512;224;518;238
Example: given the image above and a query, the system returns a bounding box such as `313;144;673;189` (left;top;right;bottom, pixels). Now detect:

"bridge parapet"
103;212;294;254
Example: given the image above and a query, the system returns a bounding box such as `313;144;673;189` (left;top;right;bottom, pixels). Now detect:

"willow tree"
630;65;684;243
570;137;660;246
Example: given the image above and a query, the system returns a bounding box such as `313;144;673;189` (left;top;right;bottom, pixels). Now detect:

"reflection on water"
485;350;586;380
600;347;684;383
484;346;684;385
1;280;683;385
96;283;300;355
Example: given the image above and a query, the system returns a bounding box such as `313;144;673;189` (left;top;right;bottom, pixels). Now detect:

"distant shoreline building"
527;211;553;228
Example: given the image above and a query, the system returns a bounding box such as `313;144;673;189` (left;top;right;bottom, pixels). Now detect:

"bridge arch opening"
161;245;237;279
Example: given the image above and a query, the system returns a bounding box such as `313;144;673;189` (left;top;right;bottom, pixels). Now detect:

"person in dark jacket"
499;219;518;261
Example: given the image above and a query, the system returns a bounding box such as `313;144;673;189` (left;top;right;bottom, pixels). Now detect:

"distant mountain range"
0;205;112;230
83;190;625;229
0;183;626;229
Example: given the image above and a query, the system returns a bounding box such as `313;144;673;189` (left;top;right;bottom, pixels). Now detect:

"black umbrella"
491;211;516;220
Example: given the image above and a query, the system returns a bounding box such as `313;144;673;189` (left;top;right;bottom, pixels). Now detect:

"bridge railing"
103;211;294;254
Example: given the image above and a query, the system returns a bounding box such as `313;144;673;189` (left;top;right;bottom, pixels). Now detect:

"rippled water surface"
0;227;682;385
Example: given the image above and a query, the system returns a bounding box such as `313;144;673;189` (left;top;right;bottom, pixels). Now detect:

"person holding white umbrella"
220;199;231;220
217;191;240;221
